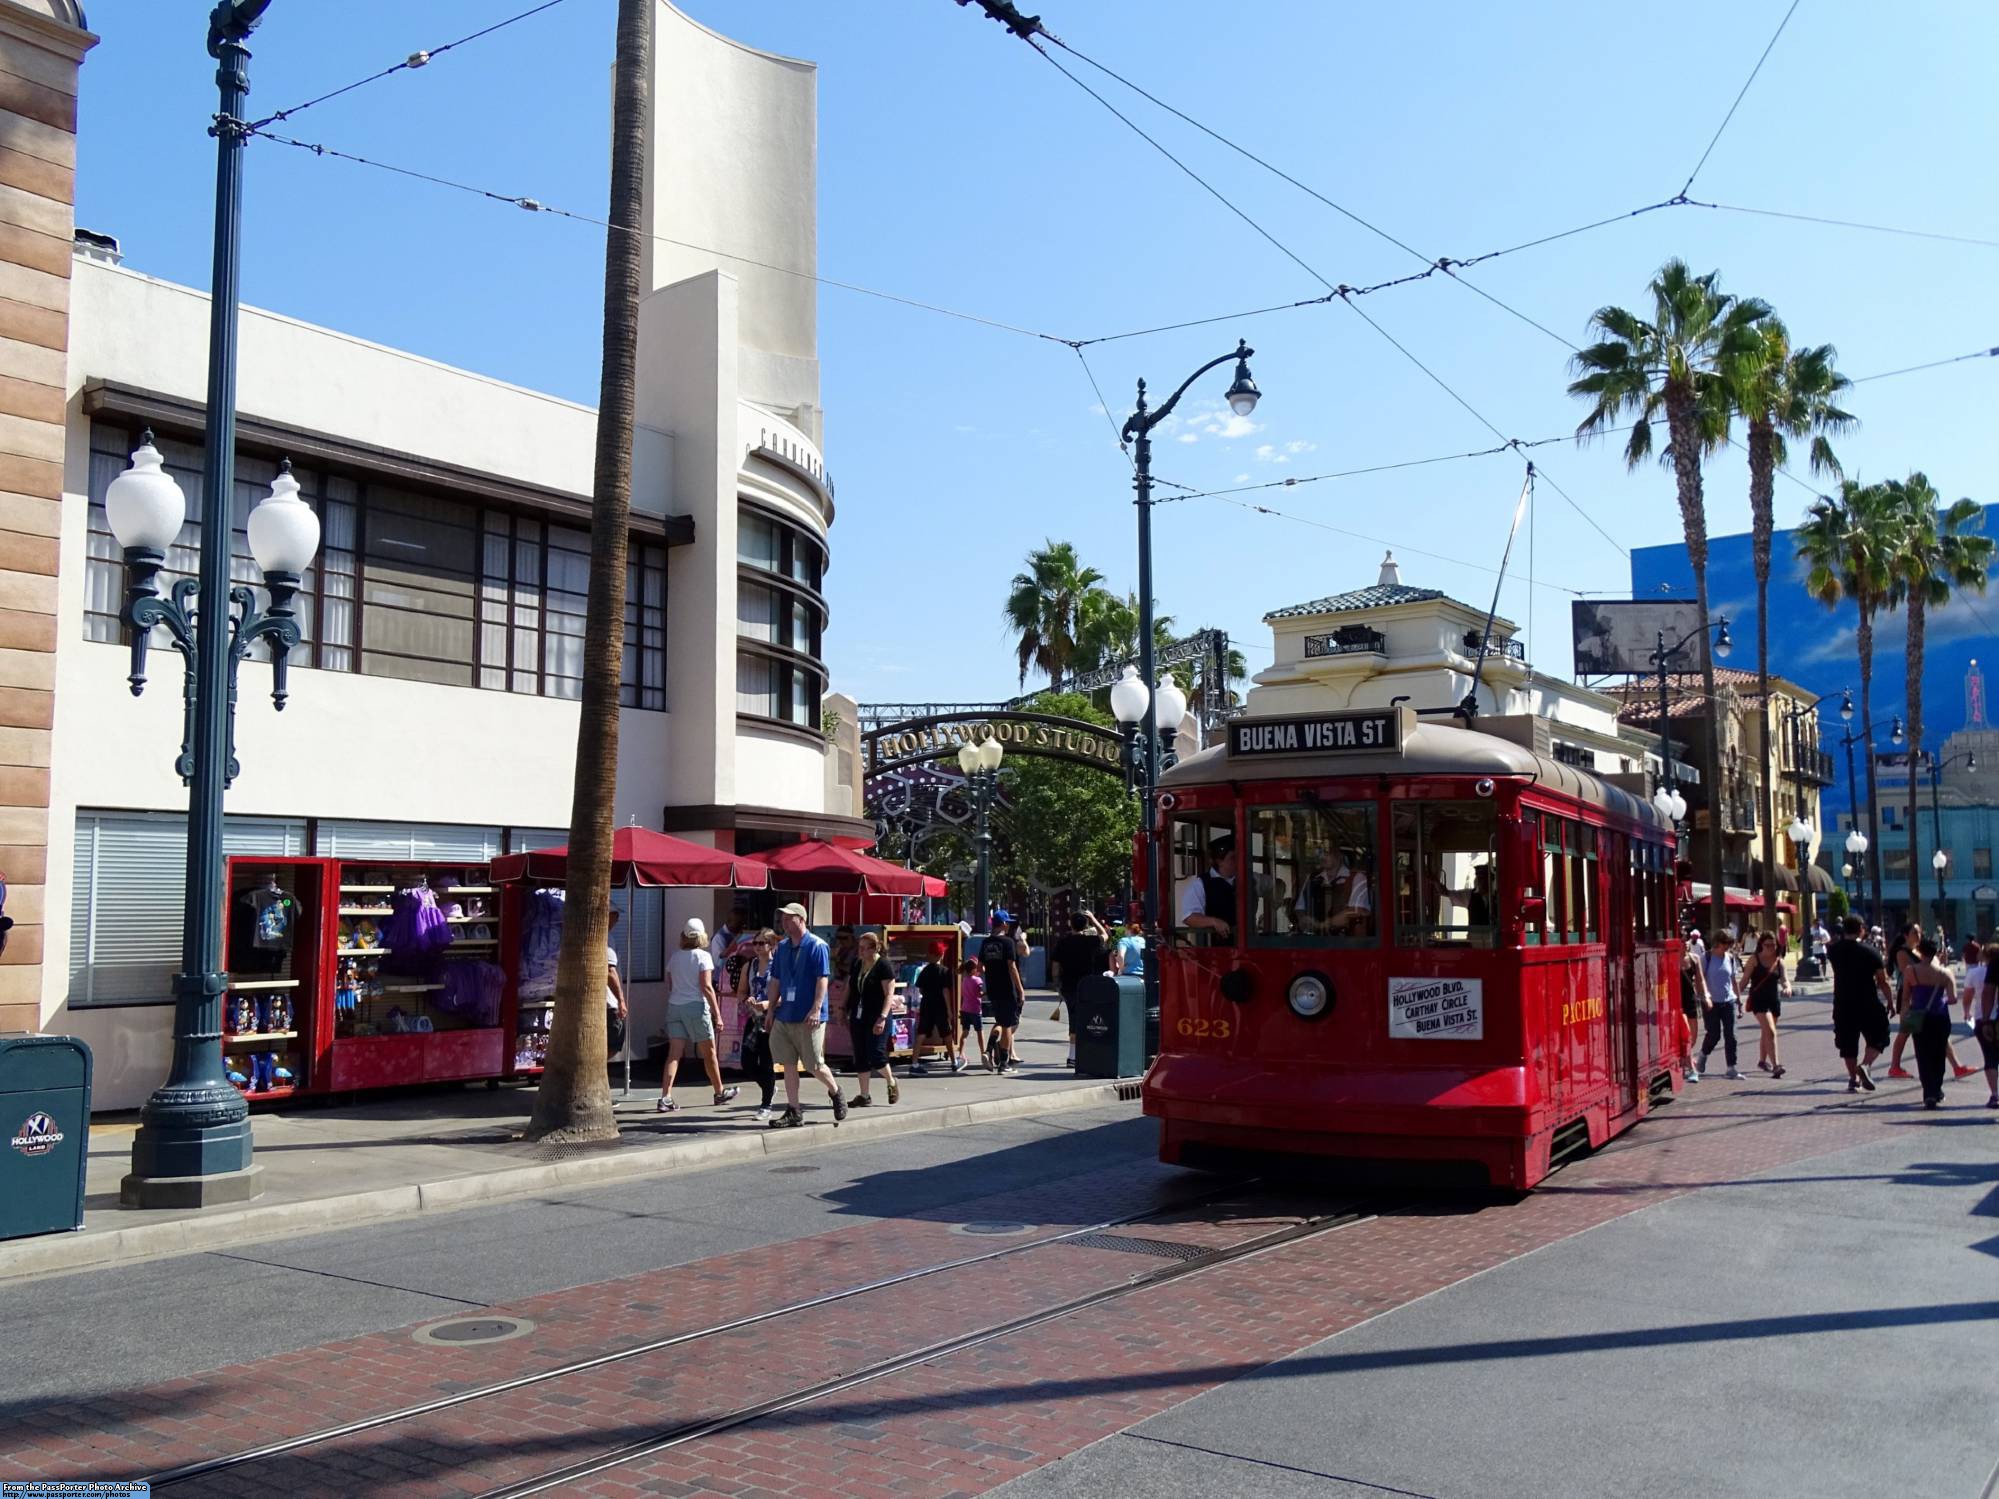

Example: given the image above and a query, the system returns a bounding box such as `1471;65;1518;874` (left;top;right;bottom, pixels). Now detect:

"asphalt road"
0;1101;1167;1418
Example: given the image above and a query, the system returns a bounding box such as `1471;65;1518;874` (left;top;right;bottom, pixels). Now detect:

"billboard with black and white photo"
1571;599;1705;676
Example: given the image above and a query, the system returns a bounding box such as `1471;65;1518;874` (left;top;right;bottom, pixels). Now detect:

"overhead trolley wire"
1677;197;1999;251
245;126;1077;345
1848;345;1999;383
250;0;576;129
1677;0;1804;197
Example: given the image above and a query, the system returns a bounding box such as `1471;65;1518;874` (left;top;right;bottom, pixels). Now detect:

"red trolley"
1143;706;1682;1191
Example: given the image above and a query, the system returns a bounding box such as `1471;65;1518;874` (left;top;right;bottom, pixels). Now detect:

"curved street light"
957;736;1006;931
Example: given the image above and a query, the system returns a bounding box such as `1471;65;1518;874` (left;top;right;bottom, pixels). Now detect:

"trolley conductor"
1176;832;1238;943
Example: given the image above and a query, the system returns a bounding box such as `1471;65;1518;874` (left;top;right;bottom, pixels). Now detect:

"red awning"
761;840;937;897
1688;882;1796;915
491;826;772;889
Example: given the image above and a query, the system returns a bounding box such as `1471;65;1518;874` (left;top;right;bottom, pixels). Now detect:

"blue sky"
76;1;1998;706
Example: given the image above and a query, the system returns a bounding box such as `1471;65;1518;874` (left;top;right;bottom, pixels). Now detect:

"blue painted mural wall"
1630;501;1999;811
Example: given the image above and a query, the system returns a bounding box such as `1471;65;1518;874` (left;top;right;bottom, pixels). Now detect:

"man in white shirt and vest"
1176;834;1238;943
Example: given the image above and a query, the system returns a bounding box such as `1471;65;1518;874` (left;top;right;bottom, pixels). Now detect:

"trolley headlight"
1287;970;1334;1020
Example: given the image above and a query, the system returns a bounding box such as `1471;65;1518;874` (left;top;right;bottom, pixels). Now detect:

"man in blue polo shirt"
767;902;847;1128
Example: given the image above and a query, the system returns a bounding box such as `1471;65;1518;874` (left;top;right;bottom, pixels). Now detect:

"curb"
0;1080;1139;1283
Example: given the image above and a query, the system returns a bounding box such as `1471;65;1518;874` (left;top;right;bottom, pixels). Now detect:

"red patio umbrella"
760;839;937;897
491;826;772;888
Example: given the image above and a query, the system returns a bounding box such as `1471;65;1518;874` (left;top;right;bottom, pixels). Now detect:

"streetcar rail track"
474;1204;1373;1498
144;1180;1277;1491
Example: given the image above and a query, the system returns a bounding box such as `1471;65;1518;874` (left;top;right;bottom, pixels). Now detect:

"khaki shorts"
665;1004;715;1044
769;1019;826;1072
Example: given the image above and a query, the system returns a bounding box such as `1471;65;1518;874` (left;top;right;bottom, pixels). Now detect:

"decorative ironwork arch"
862;710;1128;778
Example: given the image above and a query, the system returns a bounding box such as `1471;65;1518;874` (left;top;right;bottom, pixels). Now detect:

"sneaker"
951;1056;968;1075
1726;1067;1743;1080
1887;1066;1913;1079
1687;1068;1701;1083
1984;1095;1997;1109
1066;1052;1077;1068
1953;1064;1977;1079
1757;1059;1772;1072
886;1078;900;1105
831;1092;849;1124
1771;1065;1786;1080
655;1096;679;1114
754;1106;776;1124
1847;1077;1858;1093
850;1094;873;1107
912;1061;930;1075
713;1086;740;1106
776;1106;804;1128
1856;1065;1876;1092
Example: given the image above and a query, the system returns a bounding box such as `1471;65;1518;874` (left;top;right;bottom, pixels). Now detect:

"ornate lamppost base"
120;1086;262;1207
120;1163;264;1210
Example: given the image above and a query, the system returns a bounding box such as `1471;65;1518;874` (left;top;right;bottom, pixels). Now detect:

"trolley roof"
1160;717;1672;833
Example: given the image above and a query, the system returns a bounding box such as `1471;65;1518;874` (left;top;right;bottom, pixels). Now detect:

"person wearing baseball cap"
1176;832;1238;944
656;916;739;1113
766;902;848;1126
911;939;964;1075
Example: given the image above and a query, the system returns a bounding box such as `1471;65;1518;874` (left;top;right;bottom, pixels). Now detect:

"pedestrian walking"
957;957;987;1070
1051;909;1111;1069
911;942;963;1074
1826;914;1891;1092
1679;937;1706;1082
656;918;740;1113
1960;941;1997;1109
766;903;848;1128
846;930;900;1106
738;928;780;1123
605;907;629;1063
1744;932;1789;1079
979;917;1026;1074
1698;930;1744;1080
1905;939;1959;1109
1886;921;1923;1078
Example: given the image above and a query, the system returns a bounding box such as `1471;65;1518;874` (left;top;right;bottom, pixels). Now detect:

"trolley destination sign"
1227;707;1406;758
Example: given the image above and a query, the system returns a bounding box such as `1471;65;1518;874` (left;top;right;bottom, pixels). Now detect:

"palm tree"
1004;541;1103;689
1727;318;1855;925
1796;480;1904;927
527;0;649;1143
1569;259;1767;916
1886;475;1994;921
1075;589;1175;677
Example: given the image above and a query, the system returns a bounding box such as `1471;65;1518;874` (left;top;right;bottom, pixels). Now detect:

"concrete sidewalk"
5;1005;1121;1282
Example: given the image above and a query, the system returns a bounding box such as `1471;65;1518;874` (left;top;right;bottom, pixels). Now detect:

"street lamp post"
957;737;1005;932
1787;816;1818;977
1837;713;1901;929
1924;747;1976;945
1778;689;1851;976
1120;344;1260;1019
112;0;320;1208
1648;616;1730;906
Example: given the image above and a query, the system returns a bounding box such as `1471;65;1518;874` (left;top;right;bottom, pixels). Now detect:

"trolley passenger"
1744;932;1789;1079
1175;833;1238;943
1294;841;1373;938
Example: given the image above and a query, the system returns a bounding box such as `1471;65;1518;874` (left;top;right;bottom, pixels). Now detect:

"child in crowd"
956;957;986;1071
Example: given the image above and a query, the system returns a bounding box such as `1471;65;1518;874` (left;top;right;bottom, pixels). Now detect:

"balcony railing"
1780;747;1835;785
1304;626;1386;658
1463;631;1527;662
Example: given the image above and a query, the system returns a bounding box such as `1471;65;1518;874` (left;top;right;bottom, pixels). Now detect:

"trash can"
1073;974;1146;1078
0;1035;91;1240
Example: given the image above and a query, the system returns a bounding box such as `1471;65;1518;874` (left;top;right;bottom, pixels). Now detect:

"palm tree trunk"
1664;385;1727;925
1747;421;1780;934
1858;607;1884;927
527;0;649;1143
1906;594;1925;927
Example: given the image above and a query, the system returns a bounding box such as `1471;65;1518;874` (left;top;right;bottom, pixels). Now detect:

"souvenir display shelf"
221;855;330;1102
503;883;548;1078
327;858;509;1092
817;924;960;1065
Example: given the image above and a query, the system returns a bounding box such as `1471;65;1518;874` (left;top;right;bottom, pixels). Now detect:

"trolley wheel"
486;1079;500;1091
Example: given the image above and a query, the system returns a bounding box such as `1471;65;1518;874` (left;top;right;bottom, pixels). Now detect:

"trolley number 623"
1176;1016;1232;1039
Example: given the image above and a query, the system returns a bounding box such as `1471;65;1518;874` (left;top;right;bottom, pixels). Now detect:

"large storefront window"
87;422;667;710
1247;803;1377;946
736;502;826;729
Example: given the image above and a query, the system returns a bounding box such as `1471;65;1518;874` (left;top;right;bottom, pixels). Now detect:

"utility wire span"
1025;39;1336;293
1679;0;1803;196
245;127;1077;345
250;0;575;129
1073;344;1133;463
1680;197;1999;251
1848;346;1999;383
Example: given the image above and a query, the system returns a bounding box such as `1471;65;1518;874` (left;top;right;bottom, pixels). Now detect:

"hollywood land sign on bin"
1388;977;1483;1040
9;1111;62;1157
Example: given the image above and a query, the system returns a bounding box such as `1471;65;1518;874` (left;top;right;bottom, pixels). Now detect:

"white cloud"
1253;443;1289;464
1204;413;1260;440
1176;432;1199;444
1234;473;1250;483
1285;439;1316;455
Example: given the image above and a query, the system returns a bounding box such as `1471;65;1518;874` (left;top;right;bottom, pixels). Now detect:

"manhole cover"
769;1164;820;1175
412;1315;536;1347
955;1221;1034;1237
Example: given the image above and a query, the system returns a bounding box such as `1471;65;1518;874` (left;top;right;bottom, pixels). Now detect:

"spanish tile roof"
1264;583;1448;621
1610;668;1813;722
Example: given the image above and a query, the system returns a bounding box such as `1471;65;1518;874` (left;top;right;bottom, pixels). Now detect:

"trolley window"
1529;814;1565;946
1247;802;1377;947
1170;811;1240;945
1391;802;1498;947
1574;823;1599;942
